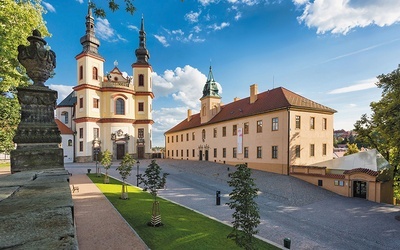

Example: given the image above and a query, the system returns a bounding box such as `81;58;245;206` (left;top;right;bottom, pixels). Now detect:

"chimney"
250;84;258;104
187;109;192;121
234;97;240;102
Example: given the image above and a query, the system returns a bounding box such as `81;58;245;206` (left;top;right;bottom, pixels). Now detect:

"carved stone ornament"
17;30;56;87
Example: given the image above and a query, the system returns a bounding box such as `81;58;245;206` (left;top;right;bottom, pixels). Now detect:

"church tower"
132;16;154;157
200;66;221;124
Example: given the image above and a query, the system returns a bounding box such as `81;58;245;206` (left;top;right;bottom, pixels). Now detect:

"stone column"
10;30;63;173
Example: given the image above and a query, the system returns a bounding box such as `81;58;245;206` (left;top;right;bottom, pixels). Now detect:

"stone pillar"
10;30;63;173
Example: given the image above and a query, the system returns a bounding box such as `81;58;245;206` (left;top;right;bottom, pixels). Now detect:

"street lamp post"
136;160;140;186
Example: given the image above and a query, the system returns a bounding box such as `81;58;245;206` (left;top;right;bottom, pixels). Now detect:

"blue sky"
40;0;400;146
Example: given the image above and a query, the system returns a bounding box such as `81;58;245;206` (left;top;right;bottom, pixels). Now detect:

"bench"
72;185;79;193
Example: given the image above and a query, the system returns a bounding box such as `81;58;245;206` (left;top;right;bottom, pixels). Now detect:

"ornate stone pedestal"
10;30;63;173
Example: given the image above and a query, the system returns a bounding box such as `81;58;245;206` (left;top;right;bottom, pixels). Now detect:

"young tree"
139;160;169;227
344;143;359;156
100;149;112;184
116;153;135;199
227;164;260;249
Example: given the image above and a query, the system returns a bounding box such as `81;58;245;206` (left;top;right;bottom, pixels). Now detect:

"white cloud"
208;22;230;31
96;19;126;42
76;0;84;3
152;65;212;109
199;0;219;6
152;107;188;146
172;29;184;36
234;11;242;21
42;2;56;13
193;25;202;33
49;84;73;103
328;78;377;94
154;35;170;47
294;0;400;34
185;10;202;23
127;25;139;32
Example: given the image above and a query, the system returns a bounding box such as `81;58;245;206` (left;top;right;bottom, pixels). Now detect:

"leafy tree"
0;0;49;153
227;164;260;249
100;149;112;183
344;143;359;156
354;64;400;200
116;153;135;199
139;160;169;226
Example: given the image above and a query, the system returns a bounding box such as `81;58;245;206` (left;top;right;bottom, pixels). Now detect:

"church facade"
56;7;154;162
164;67;337;175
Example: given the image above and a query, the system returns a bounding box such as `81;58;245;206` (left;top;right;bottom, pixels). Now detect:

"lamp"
136;160;140;186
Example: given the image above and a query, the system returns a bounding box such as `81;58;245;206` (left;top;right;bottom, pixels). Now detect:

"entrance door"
117;144;125;160
353;181;367;199
205;150;209;161
199;150;203;161
137;146;144;159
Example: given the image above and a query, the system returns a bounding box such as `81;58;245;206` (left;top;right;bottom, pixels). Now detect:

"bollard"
216;191;221;205
283;238;291;249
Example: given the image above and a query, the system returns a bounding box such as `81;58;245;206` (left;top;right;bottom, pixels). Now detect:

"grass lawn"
89;174;279;250
0;162;10;168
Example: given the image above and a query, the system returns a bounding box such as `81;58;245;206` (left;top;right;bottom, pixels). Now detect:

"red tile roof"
343;168;379;177
166;86;336;134
55;119;74;135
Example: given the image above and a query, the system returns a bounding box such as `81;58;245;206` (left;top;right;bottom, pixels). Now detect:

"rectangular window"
295;115;301;129
323;118;327;130
213;128;217;138
233;125;237;136
192;132;195;141
176;150;178;157
138;128;144;138
176;135;178;142
272;146;278;159
79;141;83;152
295;145;301;158
222;127;226;137
272;117;279;131
257;120;263;133
187;149;189;157
172;150;174;157
244;122;249;134
244;147;249;158
214;148;217;158
181;150;183;157
167;137;169;143
79;128;83;139
310;117;315;130
233;147;237;158
223;148;226;158
93;98;99;109
93;128;99;139
257;146;262;158
192;149;195;157
79;97;83;109
181;134;183;142
186;133;189;141
79;65;83;80
310;144;315;157
323;143;327;156
138;102;144;112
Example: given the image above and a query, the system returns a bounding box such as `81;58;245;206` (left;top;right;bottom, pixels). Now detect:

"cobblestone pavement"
66;159;400;250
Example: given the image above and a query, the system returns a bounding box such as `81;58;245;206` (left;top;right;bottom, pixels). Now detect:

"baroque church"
56;7;154;162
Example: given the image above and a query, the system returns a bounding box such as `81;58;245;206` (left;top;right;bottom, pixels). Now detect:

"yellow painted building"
164;67;337;175
56;8;153;162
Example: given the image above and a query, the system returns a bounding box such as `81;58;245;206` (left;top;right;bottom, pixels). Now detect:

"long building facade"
164;67;337;175
56;7;154;162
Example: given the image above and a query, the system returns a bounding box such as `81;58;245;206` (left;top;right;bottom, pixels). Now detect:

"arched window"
202;129;206;141
61;111;69;124
116;98;125;115
138;74;144;86
79;65;83;80
92;67;98;80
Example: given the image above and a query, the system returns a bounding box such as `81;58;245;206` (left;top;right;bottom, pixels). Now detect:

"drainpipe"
287;107;290;176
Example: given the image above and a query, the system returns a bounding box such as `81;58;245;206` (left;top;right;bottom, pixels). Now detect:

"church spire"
135;15;150;65
201;66;221;99
79;2;101;56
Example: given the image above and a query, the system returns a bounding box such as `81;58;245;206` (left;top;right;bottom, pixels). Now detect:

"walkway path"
69;174;148;250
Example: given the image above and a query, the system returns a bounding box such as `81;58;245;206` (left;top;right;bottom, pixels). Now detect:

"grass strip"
89;174;279;250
